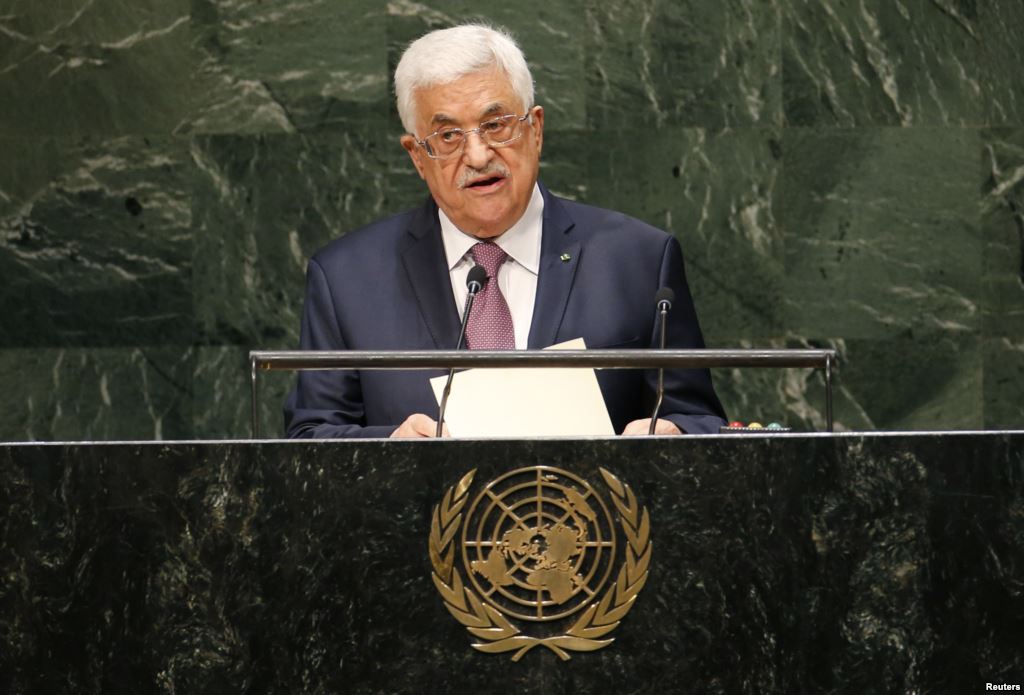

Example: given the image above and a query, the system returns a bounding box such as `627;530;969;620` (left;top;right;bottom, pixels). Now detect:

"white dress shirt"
439;184;544;350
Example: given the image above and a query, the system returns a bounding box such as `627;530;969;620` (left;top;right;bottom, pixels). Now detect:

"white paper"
429;338;614;438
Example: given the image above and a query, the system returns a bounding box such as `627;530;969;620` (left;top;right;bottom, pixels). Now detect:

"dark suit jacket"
284;184;726;438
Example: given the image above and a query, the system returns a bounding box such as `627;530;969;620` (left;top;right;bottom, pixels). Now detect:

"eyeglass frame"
414;112;533;160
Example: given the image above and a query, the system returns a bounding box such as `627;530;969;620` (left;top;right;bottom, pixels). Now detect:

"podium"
2;432;1022;693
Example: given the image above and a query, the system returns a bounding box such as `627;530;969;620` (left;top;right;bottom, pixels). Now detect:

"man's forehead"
415;69;522;124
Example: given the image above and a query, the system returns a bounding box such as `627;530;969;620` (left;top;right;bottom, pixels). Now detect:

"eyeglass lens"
425;115;523;157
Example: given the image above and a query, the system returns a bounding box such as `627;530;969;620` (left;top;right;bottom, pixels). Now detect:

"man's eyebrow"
479;103;508;118
428;103;511;128
429;113;459;127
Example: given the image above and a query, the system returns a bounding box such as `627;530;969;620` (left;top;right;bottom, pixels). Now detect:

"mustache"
457;163;510;189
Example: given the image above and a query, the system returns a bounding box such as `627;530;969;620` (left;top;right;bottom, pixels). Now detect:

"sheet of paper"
429;338;614;438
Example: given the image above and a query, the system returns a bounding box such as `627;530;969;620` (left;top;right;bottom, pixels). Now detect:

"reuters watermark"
986;685;1022;691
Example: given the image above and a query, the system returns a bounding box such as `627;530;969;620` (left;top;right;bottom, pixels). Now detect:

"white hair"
394;24;534;135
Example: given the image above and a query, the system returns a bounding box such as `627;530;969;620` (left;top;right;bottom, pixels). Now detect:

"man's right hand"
390;413;448;438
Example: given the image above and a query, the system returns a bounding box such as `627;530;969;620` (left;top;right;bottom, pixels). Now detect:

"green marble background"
1;0;1022;440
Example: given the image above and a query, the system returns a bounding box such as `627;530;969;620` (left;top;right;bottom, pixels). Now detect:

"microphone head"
655;287;675;308
466;264;488;294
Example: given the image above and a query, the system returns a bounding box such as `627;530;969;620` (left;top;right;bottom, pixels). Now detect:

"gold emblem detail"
428;466;652;661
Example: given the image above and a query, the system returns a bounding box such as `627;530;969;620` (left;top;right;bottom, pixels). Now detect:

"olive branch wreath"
428;467;652;661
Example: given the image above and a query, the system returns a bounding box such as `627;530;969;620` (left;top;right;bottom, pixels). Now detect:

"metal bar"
825;354;834;433
250;354;260;439
249;349;836;371
248;348;838;438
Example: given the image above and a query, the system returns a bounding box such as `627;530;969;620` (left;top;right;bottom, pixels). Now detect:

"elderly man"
284;24;726;438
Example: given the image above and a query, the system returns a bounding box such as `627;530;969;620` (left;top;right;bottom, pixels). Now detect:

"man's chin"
462;222;509;240
453;205;517;239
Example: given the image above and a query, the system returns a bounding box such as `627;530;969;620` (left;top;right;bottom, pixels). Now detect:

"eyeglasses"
415;113;531;160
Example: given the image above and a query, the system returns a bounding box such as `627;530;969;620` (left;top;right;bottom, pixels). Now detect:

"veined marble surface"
1;435;1021;692
587;127;784;340
0;0;194;137
0;0;1022;439
586;1;782;129
0;136;192;347
783;0;1024;126
983;127;1024;337
780;126;981;340
188;0;387;135
0;347;192;440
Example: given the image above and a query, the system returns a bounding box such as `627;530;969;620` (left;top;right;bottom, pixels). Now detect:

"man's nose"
461;130;494;168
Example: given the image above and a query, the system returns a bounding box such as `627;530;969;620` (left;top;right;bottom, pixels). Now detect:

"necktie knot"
470;242;508;279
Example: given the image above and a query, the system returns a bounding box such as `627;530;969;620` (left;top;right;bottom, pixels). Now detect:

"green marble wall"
1;0;1022;440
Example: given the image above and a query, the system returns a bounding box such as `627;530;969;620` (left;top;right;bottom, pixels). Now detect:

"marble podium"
2;432;1022;693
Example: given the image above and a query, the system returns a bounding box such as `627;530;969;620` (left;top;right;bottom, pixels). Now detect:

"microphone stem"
436;292;478;437
648;303;668;435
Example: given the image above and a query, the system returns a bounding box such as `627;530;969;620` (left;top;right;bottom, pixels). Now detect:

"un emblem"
429;466;652;661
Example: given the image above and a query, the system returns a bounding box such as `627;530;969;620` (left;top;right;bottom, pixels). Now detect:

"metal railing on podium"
248;349;837;438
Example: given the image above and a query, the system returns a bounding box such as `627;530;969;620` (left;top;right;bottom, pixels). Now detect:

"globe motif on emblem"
461;466;616;621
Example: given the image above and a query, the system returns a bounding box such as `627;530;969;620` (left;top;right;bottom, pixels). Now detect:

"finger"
409;414;438;437
389;423;418;438
653;419;682;435
390;414;432;438
620;419;650;436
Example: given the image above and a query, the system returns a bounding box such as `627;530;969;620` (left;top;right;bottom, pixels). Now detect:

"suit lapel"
401;198;461;349
528;187;581;349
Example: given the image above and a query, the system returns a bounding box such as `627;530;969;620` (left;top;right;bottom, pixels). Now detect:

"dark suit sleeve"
650;236;728;434
283;258;396;438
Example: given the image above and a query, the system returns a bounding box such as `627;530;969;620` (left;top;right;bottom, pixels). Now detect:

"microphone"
648;287;675;435
436;265;488;437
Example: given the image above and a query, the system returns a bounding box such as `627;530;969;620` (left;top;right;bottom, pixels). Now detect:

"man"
284;24;726;438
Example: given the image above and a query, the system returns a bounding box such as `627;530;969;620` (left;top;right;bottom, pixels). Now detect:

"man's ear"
400;135;427;180
530;105;544;156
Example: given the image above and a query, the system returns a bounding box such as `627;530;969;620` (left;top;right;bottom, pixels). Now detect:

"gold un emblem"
429;466;652;661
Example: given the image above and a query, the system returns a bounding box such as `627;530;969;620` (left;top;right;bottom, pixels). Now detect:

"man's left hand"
621;418;683;436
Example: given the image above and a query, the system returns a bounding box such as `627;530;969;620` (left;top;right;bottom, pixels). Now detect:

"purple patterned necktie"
466;242;515;350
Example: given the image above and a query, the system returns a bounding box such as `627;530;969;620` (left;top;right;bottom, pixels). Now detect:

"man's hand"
621;418;683;436
390;413;449;438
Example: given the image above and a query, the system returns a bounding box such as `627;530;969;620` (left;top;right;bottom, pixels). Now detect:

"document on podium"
429;338;615;438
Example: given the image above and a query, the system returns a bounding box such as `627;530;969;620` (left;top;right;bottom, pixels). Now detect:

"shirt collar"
439;183;544;274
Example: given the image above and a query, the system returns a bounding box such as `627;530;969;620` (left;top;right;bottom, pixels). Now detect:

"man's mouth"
459;164;511;190
465;175;505;189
